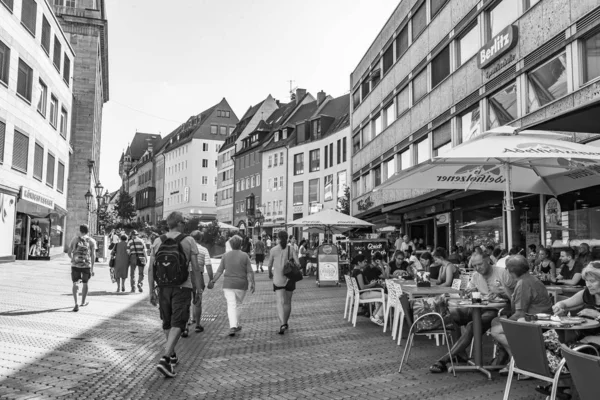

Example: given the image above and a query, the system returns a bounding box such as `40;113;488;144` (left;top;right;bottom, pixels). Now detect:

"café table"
516;316;600;343
544;286;563;303
394;280;461;329
447;300;507;380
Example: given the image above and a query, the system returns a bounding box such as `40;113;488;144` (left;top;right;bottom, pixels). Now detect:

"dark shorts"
255;254;264;263
158;287;192;331
71;268;91;283
273;280;296;292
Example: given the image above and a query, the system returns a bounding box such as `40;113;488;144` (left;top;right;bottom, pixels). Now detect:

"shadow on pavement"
0;307;73;316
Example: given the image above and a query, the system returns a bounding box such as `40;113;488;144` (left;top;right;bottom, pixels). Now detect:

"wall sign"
477;25;518;69
20;187;54;209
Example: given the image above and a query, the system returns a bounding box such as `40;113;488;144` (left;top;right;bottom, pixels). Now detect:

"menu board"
349;239;389;264
317;244;339;283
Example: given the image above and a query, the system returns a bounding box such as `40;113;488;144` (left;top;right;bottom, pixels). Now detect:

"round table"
516;317;600;331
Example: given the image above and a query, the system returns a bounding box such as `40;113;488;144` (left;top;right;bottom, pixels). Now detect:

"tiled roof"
126;132;161;161
220;99;268;152
261;100;318;152
320;94;350;136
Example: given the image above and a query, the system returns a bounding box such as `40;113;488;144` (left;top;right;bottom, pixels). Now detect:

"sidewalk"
0;259;544;399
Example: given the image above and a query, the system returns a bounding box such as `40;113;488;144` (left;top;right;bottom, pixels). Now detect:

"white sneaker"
370;316;384;326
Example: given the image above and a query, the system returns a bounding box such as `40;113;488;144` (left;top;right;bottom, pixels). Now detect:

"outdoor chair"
383;280;405;344
399;311;456;376
350;277;386;327
560;344;600;400
390;282;407;345
343;275;354;321
500;319;567;400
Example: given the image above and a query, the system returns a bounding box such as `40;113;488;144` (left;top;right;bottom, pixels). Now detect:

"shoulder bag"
283;247;303;283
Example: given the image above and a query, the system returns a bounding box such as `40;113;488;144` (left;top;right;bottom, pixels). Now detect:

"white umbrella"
303;226;348;235
378;132;600;248
289;209;373;236
200;221;239;231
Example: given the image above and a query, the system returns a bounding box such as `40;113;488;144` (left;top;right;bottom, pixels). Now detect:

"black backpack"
153;234;189;287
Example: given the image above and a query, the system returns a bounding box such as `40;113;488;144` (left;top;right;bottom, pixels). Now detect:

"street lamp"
84;182;108;234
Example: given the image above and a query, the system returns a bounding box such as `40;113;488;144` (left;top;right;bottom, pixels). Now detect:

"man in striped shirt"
128;230;147;293
185;230;214;335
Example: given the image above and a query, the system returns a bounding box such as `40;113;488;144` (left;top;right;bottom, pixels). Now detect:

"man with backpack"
147;212;199;378
128;230;147;293
67;224;96;312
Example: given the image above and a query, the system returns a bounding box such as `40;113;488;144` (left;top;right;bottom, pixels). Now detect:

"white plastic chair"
389;282;406;345
343;275;354;321
350;277;385;327
383;279;397;333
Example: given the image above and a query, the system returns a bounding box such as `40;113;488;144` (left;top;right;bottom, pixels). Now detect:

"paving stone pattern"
0;259;546;399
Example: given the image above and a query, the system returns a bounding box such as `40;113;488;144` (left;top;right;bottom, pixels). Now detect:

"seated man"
490;255;553;371
429;253;516;373
389;250;409;277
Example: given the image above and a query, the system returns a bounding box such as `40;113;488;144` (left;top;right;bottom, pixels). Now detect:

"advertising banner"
317;244;339;284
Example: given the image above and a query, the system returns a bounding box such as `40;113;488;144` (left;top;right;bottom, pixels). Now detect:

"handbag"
109;266;116;283
283;247;303;283
410;295;453;333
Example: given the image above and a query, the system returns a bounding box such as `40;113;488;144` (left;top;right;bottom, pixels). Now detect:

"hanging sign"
478;25;518;69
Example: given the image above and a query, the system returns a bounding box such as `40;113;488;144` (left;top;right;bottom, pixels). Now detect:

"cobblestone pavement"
0;258;546;399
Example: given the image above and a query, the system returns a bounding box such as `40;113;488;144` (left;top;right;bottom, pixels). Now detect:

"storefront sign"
485;54;516;79
478;25;518;69
309;203;323;215
349;239;389;264
0;193;16;258
545;198;561;225
20;187;54;209
436;213;450;224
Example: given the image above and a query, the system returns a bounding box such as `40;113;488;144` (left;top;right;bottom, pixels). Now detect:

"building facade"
52;0;109;245
351;0;600;252
133;150;155;224
216;95;278;224
0;0;75;261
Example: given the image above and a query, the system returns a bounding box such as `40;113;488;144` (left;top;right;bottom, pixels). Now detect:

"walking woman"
298;239;308;276
112;234;130;292
209;235;255;337
268;230;300;334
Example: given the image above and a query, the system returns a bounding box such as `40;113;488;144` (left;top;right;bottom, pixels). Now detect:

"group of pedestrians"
109;230;147;293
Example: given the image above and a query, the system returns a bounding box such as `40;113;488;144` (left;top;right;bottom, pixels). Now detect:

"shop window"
372;113;382;137
412;4;427;41
457;21;480;66
433;121;452;156
454;206;504;249
584;31;600;84
488;82;517;129
396;25;409;59
384;102;395;129
0;40;9;85
400;149;411;170
293;182;303;205
385;157;396;179
431;45;450;88
431;0;448;18
46;153;55;187
12;130;29;173
33;143;43;181
294;153;304;175
527;52;567;112
383;45;394;75
352;132;360;154
488;0;518;38
324;175;333;201
416;136;431;164
309;179;320;203
396;86;409;116
413;69;427;104
21;0;37;35
309;149;320;172
373;166;382;187
458;105;481;144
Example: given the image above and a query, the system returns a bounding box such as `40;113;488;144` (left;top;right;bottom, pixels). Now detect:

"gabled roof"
319;94;350;136
126;132;161;161
220;99;268;152
261;100;319;152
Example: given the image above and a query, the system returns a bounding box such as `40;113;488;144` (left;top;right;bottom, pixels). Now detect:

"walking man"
128;230;147;293
67;224;96;312
185;230;214;335
254;236;266;273
148;212;199;378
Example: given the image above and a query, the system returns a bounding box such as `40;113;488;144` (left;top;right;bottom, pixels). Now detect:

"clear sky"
100;0;400;192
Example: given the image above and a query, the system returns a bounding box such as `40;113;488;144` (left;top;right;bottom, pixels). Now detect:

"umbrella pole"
504;164;514;250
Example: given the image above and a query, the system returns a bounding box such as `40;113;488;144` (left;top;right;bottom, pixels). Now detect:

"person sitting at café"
429;253;516;373
553;248;584;286
405;248;423;274
389;250;409;278
576;243;593;269
395;235;414;253
491;247;503;265
490;255;553;370
420;251;439;280
432;247;460;287
484;245;495;260
527;244;538;268
447;246;462;265
351;254;385;326
467;247;484;269
426;244;434;253
534;247;556;281
372;252;391;280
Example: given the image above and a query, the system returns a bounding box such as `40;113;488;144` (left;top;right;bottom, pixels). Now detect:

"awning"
523;97;600;133
382;189;450;213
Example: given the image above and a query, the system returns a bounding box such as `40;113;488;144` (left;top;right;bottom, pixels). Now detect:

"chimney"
317;90;326;106
275;99;280;107
295;88;306;104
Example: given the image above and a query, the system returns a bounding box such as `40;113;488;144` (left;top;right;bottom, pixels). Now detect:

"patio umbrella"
377;131;600;248
303;226;348;235
200;221;240;231
289;209;373;237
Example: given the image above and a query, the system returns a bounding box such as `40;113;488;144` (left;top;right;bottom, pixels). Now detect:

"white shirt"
496;256;509;269
409;255;423;271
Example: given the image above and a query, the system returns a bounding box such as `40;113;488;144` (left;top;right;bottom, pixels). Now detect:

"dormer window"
282;128;288;139
274;132;280;142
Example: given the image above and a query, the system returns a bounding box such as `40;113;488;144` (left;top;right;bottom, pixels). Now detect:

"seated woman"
433;247;460;287
389;250;409;278
490;255;553;368
419;252;439;280
351;254;385;326
534;247;556;282
372;252;391;280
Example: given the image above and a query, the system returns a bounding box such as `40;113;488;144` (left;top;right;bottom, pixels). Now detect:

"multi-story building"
287;93;350;241
119;132;161;200
52;0;109;243
0;0;75;262
162;98;238;220
351;0;600;251
134;149;156;224
216;95;278;224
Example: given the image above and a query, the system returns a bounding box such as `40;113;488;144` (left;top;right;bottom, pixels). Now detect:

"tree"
98;207;118;233
337;185;350;215
114;191;137;222
202;220;221;247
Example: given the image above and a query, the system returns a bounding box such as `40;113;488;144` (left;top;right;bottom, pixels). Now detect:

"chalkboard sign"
349;239;389;264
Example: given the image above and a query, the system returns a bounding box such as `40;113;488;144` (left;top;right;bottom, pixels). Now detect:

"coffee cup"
471;292;482;304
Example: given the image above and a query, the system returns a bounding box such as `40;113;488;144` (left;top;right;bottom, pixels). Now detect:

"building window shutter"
12;131;29;173
33;143;43;180
46;153;55;187
433;121;451;148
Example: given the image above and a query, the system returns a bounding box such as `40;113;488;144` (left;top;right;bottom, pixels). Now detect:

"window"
256;174;261;186
41;16;51;55
585;32;600;83
0;40;9;85
385;157;396;179
0;121;5;164
202;193;207;201
361;125;371;147
236;180;240;191
309;149;320;172
324;175;333;201
384;102;395;129
228;126;234;135
352;132;360;154
21;0;37;35
33;143;43;180
267;155;272;167
396;25;409;58
46;153;55;187
432;45;450;88
279;151;284;165
489;0;518;38
293;182;303;205
279;175;283;189
324;146;328;169
361;80;370;101
278;200;283;214
400;149;411;170
1;0;13;11
457;22;480;66
337;171;347;198
309;179;319;203
416;136;431;164
273;177;278;190
488;82;517;128
352;89;361;108
219;126;226;135
245;177;250;189
528;52;567;112
203;143;208;151
433;121;452;156
373;166;382;187
412;4;426;41
17;59;33;102
274;153;278;166
458;106;481;143
329;143;333;168
53;36;62;72
202;176;208;184
37;80;48;116
57;161;65;192
267;178;272;191
342;137;347;162
373;113;382;137
431;0;447;18
202;159;208;167
413;70;427;103
251;175;255;188
383;45;394;75
12;130;29;173
524;0;540;10
49;96;58;127
210;125;217;134
396;86;409;116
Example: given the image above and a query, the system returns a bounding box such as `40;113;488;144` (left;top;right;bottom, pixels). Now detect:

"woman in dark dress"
534;247;556;281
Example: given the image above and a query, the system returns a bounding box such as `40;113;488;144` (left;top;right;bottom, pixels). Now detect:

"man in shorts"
254;236;266;273
67;224;96;312
148;212;199;378
183;230;214;336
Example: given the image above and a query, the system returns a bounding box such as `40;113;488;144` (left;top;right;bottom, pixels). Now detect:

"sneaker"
228;328;237;337
169;353;178;365
72;305;79;312
195;325;204;333
370;316;384;326
137;283;143;293
157;356;176;378
233;326;242;333
181;328;188;338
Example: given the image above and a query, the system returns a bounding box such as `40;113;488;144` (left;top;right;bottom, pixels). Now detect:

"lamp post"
84;181;107;234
